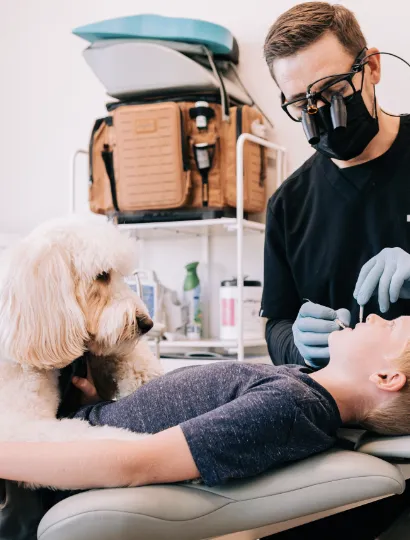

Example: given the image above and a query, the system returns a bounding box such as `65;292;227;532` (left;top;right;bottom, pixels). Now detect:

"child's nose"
366;314;387;326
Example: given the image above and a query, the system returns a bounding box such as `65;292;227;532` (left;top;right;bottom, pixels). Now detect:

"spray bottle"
183;262;202;340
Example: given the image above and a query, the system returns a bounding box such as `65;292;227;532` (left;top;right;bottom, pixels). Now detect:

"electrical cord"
361;51;410;117
229;62;274;127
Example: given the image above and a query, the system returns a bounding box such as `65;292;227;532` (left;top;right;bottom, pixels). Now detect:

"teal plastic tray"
72;14;238;62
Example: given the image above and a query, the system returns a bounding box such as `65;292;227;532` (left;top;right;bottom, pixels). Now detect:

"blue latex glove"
354;248;410;313
292;301;351;369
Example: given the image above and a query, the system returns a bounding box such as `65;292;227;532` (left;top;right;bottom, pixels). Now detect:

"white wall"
0;0;408;335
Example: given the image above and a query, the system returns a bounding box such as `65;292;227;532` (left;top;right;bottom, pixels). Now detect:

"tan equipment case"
89;100;267;217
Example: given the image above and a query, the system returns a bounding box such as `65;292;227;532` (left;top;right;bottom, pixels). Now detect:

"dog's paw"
115;374;146;399
116;368;163;399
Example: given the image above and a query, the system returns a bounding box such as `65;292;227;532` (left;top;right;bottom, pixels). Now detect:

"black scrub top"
261;114;410;327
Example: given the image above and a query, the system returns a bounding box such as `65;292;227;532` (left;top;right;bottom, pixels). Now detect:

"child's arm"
0;426;200;490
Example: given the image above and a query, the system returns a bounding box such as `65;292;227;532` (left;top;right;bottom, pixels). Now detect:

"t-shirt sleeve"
261;199;301;320
179;389;296;486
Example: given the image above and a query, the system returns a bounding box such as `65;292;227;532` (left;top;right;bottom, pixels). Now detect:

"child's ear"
369;370;407;393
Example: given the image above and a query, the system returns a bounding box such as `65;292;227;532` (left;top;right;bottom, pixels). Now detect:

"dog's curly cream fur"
0;217;163;488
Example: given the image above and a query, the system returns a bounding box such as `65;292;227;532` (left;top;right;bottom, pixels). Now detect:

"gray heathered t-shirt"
73;362;341;486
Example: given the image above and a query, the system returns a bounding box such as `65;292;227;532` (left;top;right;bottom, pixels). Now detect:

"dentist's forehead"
274;33;355;99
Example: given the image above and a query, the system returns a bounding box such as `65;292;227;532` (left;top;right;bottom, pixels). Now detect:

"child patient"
0;312;410;491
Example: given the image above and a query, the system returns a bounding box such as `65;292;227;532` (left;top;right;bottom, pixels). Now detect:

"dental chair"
30;431;410;539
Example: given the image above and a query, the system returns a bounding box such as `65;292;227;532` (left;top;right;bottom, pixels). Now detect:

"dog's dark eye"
96;271;110;283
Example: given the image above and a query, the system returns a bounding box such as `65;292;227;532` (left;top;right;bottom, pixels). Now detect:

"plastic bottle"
183;262;202;340
125;269;159;322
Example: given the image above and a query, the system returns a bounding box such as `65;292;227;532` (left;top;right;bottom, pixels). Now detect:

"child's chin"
329;327;352;346
329;332;337;346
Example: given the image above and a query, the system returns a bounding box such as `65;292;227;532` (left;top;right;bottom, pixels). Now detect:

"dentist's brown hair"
264;2;367;77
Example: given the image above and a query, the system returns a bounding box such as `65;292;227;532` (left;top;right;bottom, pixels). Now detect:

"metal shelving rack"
70;133;287;361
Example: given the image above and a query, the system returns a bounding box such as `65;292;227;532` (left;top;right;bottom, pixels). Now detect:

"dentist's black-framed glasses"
281;49;367;122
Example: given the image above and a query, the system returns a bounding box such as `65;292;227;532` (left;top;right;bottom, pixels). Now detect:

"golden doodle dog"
0;217;163;486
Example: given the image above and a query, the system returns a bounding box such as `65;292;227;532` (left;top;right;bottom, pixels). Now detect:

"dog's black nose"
138;316;154;334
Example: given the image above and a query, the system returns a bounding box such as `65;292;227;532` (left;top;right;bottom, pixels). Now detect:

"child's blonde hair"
361;341;410;435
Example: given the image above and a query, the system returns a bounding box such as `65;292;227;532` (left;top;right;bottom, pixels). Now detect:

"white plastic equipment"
83;39;253;104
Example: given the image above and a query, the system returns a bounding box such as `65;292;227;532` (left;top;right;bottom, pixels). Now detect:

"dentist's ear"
369;370;407;393
364;47;381;85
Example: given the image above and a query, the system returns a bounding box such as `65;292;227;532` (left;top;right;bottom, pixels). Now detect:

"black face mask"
312;90;379;161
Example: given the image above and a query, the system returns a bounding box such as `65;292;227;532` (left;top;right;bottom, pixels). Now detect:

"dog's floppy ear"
0;240;87;369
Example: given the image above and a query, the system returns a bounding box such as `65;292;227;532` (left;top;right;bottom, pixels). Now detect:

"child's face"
329;315;410;372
